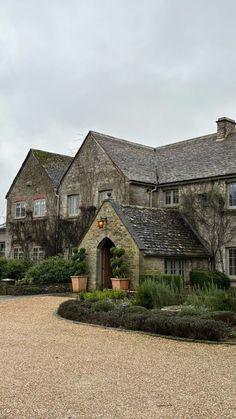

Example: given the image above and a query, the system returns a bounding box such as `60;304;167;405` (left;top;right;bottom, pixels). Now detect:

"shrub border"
55;308;236;346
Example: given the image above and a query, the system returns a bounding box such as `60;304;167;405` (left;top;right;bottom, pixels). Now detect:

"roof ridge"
32;149;73;159
113;202;179;212
155;132;216;151
90;130;155;151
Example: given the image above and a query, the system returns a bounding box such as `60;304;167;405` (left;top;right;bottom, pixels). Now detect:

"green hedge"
57;299;231;341
25;256;74;284
0;257;32;280
190;270;230;289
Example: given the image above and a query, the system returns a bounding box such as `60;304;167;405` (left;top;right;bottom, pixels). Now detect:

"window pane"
0;242;5;257
68;195;80;216
15;202;26;218
173;190;179;204
164;259;184;277
229;184;236;207
165;190;179;206
13;247;23;260
32;247;44;262
34;199;46;217
229;248;236;276
165;191;172;205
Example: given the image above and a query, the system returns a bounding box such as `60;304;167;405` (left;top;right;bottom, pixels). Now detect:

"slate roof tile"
91;130;236;185
32;150;73;188
112;202;208;257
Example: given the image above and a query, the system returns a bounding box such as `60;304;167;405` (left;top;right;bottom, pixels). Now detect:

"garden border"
55;309;236;346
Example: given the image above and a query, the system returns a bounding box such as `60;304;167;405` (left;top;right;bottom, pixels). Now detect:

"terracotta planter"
111;278;129;290
71;276;88;293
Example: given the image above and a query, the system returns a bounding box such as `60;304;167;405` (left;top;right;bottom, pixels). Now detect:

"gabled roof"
154;131;236;184
90;129;236;185
32;150;73;188
110;201;208;257
6;149;73;198
91;131;157;184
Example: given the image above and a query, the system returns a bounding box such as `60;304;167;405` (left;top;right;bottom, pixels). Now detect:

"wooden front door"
101;240;113;289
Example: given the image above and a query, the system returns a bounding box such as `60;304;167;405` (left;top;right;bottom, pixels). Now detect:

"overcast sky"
1;0;236;222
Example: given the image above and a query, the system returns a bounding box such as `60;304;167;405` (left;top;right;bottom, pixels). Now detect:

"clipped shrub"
0;257;9;279
200;311;236;325
110;246;128;278
92;299;115;312
190;270;230;289
80;289;126;301
57;299;231;341
72;248;87;275
1;259;32;280
125;305;149;314
25;256;74;284
122;312;150;330
57;300;81;321
135;279;182;309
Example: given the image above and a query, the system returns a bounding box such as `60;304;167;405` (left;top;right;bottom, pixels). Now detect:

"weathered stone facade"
80;201;208;290
6;150;72;258
59;134;130;215
139;255;209;281
79;201;140;290
5;117;236;286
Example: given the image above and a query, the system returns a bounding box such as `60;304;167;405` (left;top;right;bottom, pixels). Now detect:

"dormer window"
228;183;236;208
164;189;179;206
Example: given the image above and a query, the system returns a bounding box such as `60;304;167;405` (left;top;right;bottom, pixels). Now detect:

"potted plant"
71;248;88;292
110;246;129;290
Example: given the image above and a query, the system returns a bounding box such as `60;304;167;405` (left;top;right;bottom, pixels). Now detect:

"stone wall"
79;201;140;290
153;178;236;280
140;254;209;281
6;152;57;256
59;134;130;217
129;183;158;207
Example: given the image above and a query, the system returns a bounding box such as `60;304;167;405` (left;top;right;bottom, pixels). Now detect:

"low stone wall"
0;283;72;296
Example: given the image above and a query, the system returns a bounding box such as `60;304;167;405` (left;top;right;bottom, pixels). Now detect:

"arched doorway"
97;237;114;289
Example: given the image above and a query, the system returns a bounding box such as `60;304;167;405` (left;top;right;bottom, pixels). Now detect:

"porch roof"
111;202;208;258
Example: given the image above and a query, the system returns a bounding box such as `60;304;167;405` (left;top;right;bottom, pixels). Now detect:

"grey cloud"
1;0;236;222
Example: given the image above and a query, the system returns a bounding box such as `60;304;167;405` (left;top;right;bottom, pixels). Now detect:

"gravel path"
0;296;235;419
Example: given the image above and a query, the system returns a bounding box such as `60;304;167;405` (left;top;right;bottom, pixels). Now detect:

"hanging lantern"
97;217;108;229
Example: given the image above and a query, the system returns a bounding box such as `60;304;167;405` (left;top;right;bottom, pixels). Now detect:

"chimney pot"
216;117;235;141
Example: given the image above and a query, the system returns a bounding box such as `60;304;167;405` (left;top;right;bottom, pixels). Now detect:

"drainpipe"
54;189;60;255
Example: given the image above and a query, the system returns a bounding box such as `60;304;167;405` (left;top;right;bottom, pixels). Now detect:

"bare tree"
180;184;236;271
9;206;96;258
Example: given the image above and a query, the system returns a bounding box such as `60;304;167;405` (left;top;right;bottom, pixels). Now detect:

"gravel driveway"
0;296;235;419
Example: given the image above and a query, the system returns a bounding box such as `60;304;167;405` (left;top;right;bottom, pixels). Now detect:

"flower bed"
57;297;234;342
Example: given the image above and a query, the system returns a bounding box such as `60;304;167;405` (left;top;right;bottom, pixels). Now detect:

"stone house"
5;149;73;259
0;224;7;258
58;119;236;285
4;116;236;286
79;200;209;290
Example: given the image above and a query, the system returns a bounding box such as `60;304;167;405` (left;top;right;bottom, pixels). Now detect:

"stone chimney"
216;117;236;141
